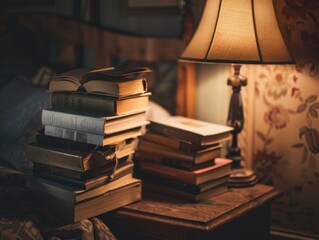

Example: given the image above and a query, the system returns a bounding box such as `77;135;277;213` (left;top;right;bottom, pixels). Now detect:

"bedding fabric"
0;75;50;173
0;165;117;240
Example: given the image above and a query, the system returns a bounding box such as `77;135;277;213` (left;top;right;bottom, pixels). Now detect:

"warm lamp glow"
180;0;294;64
179;0;295;186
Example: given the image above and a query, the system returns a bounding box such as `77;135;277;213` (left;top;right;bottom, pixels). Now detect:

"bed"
0;9;196;239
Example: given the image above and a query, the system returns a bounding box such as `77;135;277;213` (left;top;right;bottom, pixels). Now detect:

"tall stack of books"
134;116;234;202
26;66;151;222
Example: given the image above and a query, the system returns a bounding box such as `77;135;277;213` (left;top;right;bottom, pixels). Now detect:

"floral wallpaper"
250;0;319;237
253;64;319;236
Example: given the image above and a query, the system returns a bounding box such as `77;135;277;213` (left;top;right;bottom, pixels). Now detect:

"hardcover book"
136;158;232;185
143;131;219;153
33;160;134;190
51;92;151;116
32;156;130;181
36;133;98;152
27;139;135;172
134;151;216;171
49;66;151;97
137;138;222;164
148;116;233;146
42;109;149;135
27;173;136;203
28;176;141;222
44;126;145;146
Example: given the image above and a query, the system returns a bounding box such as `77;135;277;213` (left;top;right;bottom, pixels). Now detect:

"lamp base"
228;168;259;188
225;146;242;168
225;64;258;187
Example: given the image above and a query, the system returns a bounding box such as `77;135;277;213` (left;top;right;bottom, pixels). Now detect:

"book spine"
26;145;84;171
33;170;87;189
44;125;104;146
135;151;198;171
148;124;202;146
51;92;116;115
27;177;75;204
42;109;105;135
33;163;84;180
75;182;141;222
144;132;194;153
36;134;97;152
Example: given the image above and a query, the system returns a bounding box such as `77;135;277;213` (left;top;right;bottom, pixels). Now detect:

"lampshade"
180;0;294;64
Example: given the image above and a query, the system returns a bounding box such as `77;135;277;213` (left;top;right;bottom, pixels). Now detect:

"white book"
44;125;144;146
149;116;233;146
42;109;149;135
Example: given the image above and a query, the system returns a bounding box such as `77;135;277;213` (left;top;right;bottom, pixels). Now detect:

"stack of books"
26;66;151;222
134;116;234;202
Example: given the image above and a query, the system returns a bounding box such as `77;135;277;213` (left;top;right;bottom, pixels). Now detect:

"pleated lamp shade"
180;0;294;64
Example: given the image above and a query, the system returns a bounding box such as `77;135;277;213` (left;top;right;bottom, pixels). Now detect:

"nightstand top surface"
112;184;280;231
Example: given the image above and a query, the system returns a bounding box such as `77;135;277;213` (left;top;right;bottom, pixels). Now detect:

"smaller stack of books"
26;66;151;222
135;116;234;202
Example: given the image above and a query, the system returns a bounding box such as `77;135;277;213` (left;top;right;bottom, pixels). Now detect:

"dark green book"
51;92;150;116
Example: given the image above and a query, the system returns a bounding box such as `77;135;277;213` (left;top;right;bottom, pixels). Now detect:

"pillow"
0;75;50;173
147;101;171;121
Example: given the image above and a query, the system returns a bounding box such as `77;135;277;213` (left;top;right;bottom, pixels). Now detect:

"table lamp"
179;0;295;186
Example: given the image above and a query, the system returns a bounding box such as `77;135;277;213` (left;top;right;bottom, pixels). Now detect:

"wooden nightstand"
102;184;280;240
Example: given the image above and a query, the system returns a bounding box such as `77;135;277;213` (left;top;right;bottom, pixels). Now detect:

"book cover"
27;141;122;172
134;151;216;171
49;66;151;97
137;138;222;164
51;92;151;116
148;116;233;146
143;131;204;153
28;176;141;222
32;155;130;181
44;126;144;146
42;109;148;135
27;173;136;203
36;133;97;152
33;160;134;190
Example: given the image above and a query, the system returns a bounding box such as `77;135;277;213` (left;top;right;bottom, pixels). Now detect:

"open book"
49;66;152;97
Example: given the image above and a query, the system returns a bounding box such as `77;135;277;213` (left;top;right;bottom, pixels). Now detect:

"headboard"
4;13;196;117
